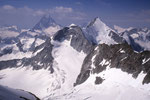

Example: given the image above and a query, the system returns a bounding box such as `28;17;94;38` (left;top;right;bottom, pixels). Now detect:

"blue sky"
0;0;150;28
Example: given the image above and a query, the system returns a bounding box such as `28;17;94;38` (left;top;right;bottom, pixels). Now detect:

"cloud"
2;5;15;10
76;2;82;5
124;10;150;22
48;6;86;21
34;10;46;16
0;5;87;28
53;6;73;13
107;9;150;23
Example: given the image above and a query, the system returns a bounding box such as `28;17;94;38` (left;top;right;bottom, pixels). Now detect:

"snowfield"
48;63;150;100
0;39;86;99
0;85;39;100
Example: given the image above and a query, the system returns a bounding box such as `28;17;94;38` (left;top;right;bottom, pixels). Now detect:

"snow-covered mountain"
114;25;133;33
122;28;150;51
0;15;150;100
0;23;93;99
84;17;124;45
114;25;150;51
0;15;60;61
32;14;61;37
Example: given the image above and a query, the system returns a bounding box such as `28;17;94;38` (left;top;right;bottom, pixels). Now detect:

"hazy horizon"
0;0;150;29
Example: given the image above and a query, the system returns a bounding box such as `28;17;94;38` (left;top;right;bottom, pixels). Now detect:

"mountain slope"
0;24;94;99
121;28;150;51
54;25;94;54
63;43;150;100
75;43;150;85
0;85;40;100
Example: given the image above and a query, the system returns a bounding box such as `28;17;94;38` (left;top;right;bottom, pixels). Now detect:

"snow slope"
0;85;39;100
43;25;61;37
48;61;150;100
0;66;64;99
43;39;86;99
0;38;86;99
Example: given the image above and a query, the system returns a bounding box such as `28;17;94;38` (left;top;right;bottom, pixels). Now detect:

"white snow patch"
99;59;110;66
130;33;139;38
119;48;125;53
142;58;150;64
43;25;61;37
121;57;127;61
94;46;99;51
20;37;34;51
114;25;126;33
91;55;96;69
69;24;76;27
35;38;45;47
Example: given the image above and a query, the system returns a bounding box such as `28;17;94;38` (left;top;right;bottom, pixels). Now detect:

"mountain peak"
69;23;77;27
87;17;106;28
85;17;117;45
32;14;57;30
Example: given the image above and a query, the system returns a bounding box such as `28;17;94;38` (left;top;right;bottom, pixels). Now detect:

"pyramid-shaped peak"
94;17;101;22
39;14;56;26
33;14;57;30
87;17;107;28
41;14;55;22
43;14;51;18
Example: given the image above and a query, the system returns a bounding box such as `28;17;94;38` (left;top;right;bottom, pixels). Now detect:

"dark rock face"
0;47;13;57
0;37;54;73
54;27;70;42
23;38;54;72
2;37;18;44
127;35;144;52
75;43;150;85
108;31;125;44
95;77;104;84
16;40;24;52
0;59;19;70
54;26;94;54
